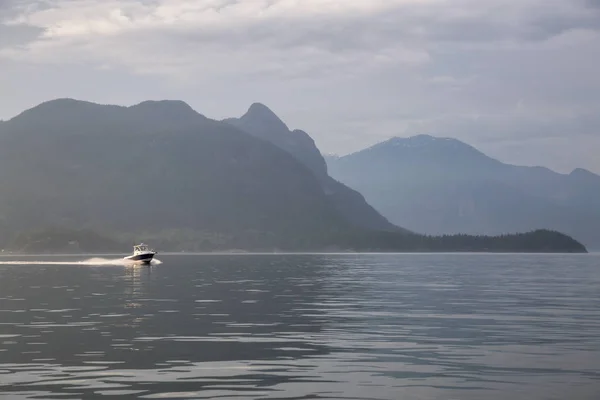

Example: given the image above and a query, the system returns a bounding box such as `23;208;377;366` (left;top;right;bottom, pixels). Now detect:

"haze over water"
1;254;599;399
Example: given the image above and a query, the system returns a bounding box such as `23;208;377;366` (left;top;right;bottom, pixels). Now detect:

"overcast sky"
1;0;599;173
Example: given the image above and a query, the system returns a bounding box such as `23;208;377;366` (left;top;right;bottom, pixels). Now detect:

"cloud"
0;24;43;48
0;0;599;173
0;0;434;79
4;0;597;78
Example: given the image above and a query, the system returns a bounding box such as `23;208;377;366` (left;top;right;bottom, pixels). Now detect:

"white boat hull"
123;252;155;264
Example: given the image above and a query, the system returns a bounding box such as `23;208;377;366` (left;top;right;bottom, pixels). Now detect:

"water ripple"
0;253;599;399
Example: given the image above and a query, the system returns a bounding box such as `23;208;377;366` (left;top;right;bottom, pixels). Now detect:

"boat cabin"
133;243;150;253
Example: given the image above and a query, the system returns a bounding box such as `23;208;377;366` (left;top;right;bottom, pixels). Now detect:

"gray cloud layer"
1;0;599;173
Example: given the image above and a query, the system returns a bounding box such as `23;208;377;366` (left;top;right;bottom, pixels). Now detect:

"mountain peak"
21;98;106;113
346;134;500;169
570;167;600;181
37;98;94;107
571;167;594;176
374;134;464;150
248;102;274;114
129;100;201;118
405;134;457;144
241;102;289;132
408;133;437;142
9;98;121;123
133;99;193;109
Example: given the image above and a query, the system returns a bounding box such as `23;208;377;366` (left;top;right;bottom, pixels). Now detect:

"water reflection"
0;255;342;399
0;253;599;399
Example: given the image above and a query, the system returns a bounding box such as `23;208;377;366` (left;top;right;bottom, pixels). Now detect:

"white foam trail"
0;257;162;266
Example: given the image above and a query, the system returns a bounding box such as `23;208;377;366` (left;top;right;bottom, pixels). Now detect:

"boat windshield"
134;245;149;252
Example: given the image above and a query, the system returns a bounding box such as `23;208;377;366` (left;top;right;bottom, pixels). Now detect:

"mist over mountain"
0;100;586;253
224;103;402;232
0;98;353;250
327;135;600;249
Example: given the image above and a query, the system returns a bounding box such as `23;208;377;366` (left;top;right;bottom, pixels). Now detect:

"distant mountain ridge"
0;100;587;253
224;103;403;232
327;134;600;249
0;98;352;250
224;103;328;178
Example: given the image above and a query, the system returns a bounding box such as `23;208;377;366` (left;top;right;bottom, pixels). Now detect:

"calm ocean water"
0;253;599;399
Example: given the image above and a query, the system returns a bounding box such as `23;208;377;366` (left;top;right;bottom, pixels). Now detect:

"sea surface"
0;253;599;399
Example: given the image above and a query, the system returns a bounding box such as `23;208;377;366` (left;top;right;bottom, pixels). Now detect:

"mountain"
327;134;600;249
0;98;353;250
323;154;341;164
224;103;402;232
336;229;587;253
0;101;586;253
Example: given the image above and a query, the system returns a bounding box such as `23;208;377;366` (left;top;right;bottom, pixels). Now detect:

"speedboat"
124;243;156;265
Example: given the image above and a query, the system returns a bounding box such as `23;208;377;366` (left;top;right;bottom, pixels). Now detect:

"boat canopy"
134;244;149;253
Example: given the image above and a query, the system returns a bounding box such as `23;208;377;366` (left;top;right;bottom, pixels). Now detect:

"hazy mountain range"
0;99;361;250
327;134;600;250
223;103;401;233
0;99;587;252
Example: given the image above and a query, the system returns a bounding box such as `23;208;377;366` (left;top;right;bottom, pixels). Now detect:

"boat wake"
0;257;162;266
